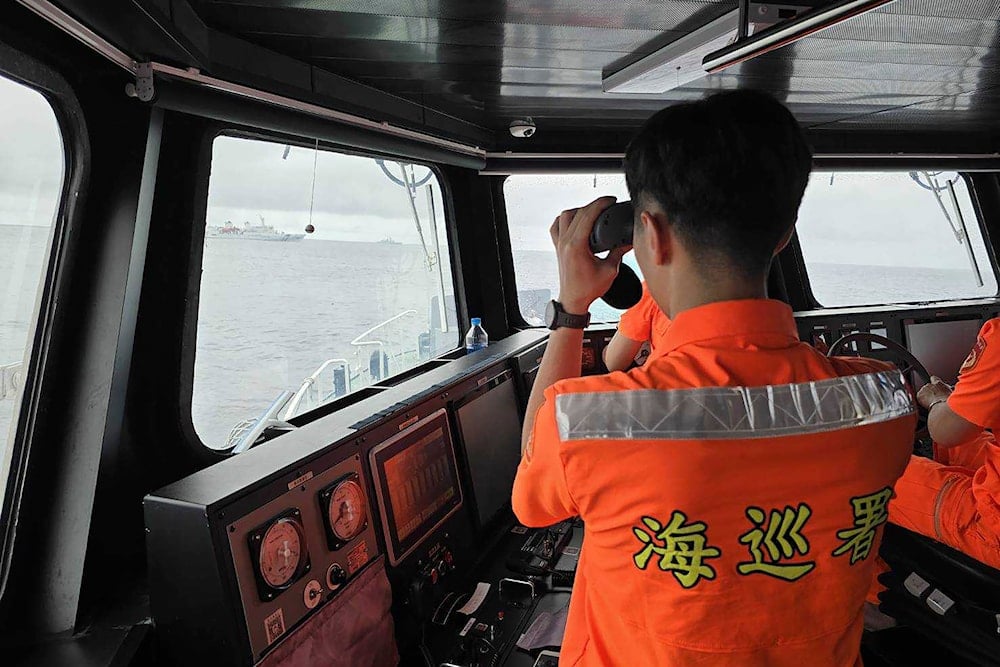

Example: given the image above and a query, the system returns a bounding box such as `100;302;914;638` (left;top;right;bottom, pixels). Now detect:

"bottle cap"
471;317;482;326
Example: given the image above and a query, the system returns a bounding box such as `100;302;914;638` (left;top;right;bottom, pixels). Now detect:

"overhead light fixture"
603;0;894;94
703;0;897;73
602;9;741;94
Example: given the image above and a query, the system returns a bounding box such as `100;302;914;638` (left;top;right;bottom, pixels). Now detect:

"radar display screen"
904;317;983;386
371;410;462;564
454;376;522;529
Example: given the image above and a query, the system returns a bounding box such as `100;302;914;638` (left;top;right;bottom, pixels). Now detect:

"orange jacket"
513;300;916;666
887;317;1000;561
948;317;1000;432
617;281;671;361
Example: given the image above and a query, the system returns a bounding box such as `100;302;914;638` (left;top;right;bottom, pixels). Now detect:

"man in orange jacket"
512;90;916;666
603;281;671;371
887;319;1000;568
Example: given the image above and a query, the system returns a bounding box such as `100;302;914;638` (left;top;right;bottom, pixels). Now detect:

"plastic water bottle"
465;317;489;353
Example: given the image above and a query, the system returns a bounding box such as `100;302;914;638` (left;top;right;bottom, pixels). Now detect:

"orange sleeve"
617;283;655;342
511;385;577;527
948;319;1000;430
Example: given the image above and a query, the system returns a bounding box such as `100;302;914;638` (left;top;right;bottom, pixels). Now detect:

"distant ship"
206;215;305;241
379;236;402;245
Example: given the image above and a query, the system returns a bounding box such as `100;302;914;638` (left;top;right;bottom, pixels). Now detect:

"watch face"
544;300;557;328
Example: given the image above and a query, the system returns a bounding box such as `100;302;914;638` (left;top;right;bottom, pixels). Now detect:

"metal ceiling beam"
16;0;138;73
14;0;487;161
149;62;486;158
479;151;1000;175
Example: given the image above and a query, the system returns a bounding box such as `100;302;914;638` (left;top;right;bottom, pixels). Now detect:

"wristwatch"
545;300;591;330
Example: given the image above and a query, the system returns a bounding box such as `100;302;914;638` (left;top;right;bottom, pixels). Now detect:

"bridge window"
796;172;997;307
0;74;64;512
193;136;457;450
505;174;639;325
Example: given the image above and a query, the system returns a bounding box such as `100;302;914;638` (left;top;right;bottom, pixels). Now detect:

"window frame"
0;52;84;602
793;170;1000;310
492;174;530;329
498;167;1000;319
183;128;465;451
499;172;643;328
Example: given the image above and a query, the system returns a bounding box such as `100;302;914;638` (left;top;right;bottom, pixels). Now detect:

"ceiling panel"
820;8;1000;47
242;36;637;70
193;7;670;52
878;0;1000;19
184;0;1000;145
195;1;736;30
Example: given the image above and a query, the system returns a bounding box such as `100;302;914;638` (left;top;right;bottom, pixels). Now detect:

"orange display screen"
383;428;458;542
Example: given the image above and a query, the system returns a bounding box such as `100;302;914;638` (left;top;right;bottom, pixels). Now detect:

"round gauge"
327;479;367;543
258;518;305;589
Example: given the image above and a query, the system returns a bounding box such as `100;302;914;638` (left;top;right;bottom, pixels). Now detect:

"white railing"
283;358;349;420
281;311;423;419
350;310;420;382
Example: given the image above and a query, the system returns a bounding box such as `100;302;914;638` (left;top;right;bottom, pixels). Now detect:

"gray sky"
505;171;993;273
1;73;993;276
0;75;63;227
208;136;447;244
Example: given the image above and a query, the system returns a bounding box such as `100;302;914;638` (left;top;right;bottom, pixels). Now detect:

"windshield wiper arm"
911;171;984;288
945;178;984;288
230;390;296;454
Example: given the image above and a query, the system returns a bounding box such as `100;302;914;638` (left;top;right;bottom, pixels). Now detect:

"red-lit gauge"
328;479;367;542
319;474;369;551
259;518;305;589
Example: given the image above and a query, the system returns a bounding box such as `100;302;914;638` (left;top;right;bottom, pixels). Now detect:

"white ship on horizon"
206;215;305;242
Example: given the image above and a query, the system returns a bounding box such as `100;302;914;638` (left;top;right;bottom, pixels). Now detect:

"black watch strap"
546;300;591;330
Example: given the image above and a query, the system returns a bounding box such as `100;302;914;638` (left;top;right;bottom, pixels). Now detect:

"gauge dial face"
259;518;304;588
328;479;367;542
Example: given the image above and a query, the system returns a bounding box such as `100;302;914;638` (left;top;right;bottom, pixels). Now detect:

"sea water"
1;224;994;450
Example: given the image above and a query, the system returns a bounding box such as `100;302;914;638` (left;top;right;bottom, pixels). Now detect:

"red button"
429;568;439;585
443;550;454;565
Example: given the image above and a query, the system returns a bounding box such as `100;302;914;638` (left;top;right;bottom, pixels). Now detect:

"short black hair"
624;90;812;278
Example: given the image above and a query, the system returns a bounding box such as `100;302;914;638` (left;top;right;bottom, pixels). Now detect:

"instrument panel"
145;331;550;666
226;454;379;660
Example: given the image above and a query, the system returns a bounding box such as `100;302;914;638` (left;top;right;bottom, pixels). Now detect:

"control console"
507;521;574;576
404;533;462;620
421;520;584;667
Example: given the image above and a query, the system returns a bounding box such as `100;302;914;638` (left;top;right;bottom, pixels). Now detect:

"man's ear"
639;210;671;266
774;221;796;256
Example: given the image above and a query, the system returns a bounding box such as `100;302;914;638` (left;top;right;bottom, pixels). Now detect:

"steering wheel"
827;332;932;451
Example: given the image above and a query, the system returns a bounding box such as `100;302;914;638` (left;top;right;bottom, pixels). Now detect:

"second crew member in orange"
603;280;672;371
887;317;1000;568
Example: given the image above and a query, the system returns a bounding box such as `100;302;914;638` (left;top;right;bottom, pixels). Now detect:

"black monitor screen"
370;410;463;565
455;376;523;529
904;318;983;386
